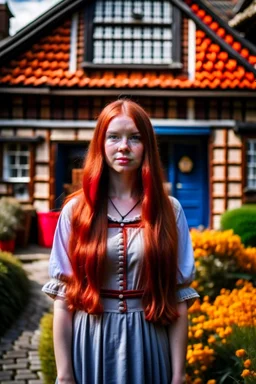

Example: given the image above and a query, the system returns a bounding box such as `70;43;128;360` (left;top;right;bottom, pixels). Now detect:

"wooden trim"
224;129;228;211
0;136;44;143
212;211;227;215
241;136;247;204
212;144;242;149
33;178;50;182
49;141;56;210
1;88;256;98
212;161;242;166
209;131;214;228
84;0;94;63
33;196;50;201
29;144;35;203
81;63;183;70
172;5;181;64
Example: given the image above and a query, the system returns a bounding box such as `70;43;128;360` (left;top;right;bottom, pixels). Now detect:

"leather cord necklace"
108;197;141;222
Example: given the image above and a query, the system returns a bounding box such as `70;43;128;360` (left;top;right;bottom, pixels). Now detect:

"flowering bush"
185;229;256;383
190;229;256;299
186;281;256;383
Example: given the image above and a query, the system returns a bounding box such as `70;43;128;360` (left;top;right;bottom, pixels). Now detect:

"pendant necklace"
108;197;141;222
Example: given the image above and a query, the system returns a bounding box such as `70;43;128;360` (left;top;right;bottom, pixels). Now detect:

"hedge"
220;205;256;247
0;251;30;337
38;313;57;384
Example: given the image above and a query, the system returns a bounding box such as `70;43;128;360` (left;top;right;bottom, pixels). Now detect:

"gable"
0;0;255;90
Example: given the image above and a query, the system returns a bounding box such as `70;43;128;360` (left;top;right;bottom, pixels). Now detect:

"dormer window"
83;0;181;68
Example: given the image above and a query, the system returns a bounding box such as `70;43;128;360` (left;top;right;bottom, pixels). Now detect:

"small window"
3;143;30;182
85;0;181;67
247;139;256;189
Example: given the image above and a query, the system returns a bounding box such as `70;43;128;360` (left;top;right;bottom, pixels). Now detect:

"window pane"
11;169;18;178
10;155;16;165
93;0;174;64
21;169;29;178
7;144;17;151
95;0;103;21
104;40;113;63
247;139;256;188
19;156;28;165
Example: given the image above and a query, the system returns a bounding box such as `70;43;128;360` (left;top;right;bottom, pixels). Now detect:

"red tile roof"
0;3;255;89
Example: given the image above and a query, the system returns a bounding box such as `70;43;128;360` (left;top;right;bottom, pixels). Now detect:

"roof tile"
0;3;255;89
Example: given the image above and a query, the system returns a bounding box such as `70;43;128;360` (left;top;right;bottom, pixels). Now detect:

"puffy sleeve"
42;199;76;299
171;197;200;307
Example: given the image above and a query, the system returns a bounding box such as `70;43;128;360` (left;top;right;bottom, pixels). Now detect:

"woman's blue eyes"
107;135;141;142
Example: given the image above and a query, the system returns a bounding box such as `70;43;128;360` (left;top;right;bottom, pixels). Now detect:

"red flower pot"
37;212;60;248
0;239;15;253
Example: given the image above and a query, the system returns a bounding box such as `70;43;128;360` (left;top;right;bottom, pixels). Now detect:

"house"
0;0;255;229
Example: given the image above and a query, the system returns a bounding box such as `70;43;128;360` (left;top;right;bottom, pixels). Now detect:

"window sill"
81;62;183;70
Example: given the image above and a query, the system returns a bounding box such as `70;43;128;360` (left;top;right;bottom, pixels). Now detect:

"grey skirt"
57;297;172;384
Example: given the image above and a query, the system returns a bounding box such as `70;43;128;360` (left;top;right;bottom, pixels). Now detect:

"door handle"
176;183;183;189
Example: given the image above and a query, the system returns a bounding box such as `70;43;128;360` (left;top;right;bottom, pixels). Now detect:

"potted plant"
0;197;24;252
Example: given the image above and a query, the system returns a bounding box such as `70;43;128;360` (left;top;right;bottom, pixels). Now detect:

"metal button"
119;256;124;260
120;223;124;227
119;261;124;266
119;294;124;299
118;267;124;272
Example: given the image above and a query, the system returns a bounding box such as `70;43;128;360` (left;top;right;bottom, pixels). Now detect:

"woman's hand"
58;378;76;384
171;374;186;384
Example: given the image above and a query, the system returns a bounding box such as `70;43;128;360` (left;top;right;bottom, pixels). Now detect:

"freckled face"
104;114;144;174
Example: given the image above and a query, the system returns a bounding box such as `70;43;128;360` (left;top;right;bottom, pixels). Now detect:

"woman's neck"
108;171;139;199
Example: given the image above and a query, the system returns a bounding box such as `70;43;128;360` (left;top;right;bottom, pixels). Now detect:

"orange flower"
241;369;250;378
236;349;246;358
244;359;252;368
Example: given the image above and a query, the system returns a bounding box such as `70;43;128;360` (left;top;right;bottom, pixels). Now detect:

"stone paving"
0;246;52;384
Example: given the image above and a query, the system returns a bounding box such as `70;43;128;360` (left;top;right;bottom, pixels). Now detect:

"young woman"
42;99;199;384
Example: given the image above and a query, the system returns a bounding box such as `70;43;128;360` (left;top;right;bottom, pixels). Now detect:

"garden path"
0;246;52;384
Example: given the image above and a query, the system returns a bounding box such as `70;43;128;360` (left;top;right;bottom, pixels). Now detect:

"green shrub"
38;313;57;384
220;205;256;247
0;251;30;337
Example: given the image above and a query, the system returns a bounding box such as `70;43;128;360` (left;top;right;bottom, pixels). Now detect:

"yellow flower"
194;329;203;338
193;379;203;384
244;359;252;368
241;369;250;377
207;336;215;344
236;349;246;358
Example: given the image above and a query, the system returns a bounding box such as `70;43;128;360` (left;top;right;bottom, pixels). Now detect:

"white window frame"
247;139;256;189
3;143;30;182
90;0;177;66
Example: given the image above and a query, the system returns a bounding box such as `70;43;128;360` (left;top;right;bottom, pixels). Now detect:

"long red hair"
65;100;179;324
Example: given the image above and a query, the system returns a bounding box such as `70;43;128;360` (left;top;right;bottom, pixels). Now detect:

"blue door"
170;141;209;228
159;138;209;228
